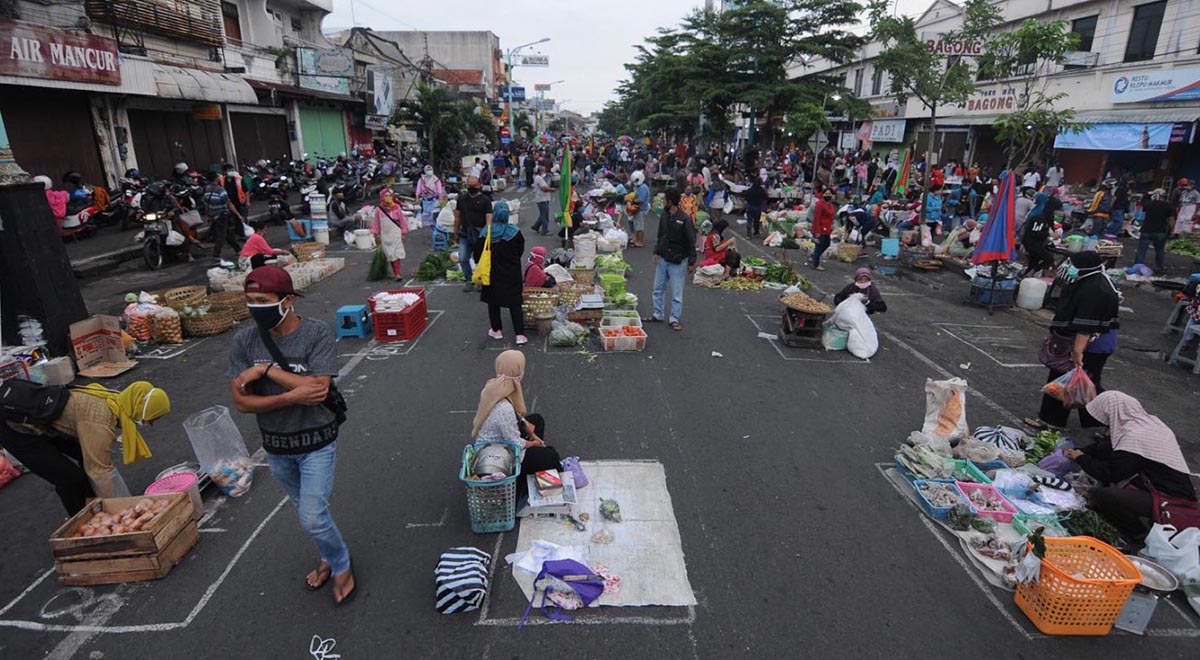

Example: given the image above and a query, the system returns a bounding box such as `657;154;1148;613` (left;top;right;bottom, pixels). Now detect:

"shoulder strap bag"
256;326;347;426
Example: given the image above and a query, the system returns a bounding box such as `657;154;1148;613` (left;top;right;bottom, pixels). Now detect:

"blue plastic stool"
431;227;450;252
335;305;371;340
881;238;900;258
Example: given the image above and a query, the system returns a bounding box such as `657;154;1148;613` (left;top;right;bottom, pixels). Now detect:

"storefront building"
792;0;1200;187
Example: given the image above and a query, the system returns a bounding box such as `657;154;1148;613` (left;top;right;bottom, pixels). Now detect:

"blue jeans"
534;201;550;234
1103;208;1125;237
652;258;687;323
420;198;439;227
811;235;831;268
1136;232;1168;269
459;224;479;282
266;442;351;575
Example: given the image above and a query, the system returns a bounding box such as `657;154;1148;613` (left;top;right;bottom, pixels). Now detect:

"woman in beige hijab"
472;350;561;496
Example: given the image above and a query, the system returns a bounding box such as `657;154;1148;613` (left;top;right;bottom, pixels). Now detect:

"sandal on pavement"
333;562;357;606
305;561;331;591
642;316;662;323
669;321;683;331
1023;417;1061;432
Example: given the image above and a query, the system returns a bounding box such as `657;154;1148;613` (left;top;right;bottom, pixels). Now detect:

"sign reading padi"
1110;67;1200;104
0;19;120;85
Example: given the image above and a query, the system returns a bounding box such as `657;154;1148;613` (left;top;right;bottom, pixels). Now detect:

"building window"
871;66;882;96
853;68;863;96
1124;1;1166;63
221;2;242;43
1071;15;1098;52
291;17;303;33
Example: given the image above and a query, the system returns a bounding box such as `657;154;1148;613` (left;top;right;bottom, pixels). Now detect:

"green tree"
979;19;1088;170
868;0;1000;220
393;83;496;177
784;103;831;149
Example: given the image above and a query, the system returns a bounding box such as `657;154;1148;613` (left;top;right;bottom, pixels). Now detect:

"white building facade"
792;0;1200;186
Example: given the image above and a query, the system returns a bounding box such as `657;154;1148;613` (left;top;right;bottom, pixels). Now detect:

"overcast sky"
323;0;934;115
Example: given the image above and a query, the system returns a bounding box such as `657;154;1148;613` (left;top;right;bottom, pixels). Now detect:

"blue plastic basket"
459;441;523;534
913;479;973;520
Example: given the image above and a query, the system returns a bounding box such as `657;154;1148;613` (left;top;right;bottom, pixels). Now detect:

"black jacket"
654;209;697;265
473;229;525;307
1077;439;1196;500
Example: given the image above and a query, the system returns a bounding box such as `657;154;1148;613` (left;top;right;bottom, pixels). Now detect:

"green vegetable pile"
1025;430;1063;463
595;254;631;273
416;252;458;281
1060;510;1121;546
742;256;767;268
947;503;975;531
718;277;763;291
781;237;800;250
764;262;800;285
1168;236;1200;257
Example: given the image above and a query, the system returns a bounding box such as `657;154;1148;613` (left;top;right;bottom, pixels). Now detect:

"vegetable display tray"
913;479;972;521
954;482;1019;523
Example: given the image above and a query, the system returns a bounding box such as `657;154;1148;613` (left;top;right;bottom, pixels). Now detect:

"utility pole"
505;38;550;145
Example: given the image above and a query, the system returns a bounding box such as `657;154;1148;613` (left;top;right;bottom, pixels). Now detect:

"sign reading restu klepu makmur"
1110;67;1200;104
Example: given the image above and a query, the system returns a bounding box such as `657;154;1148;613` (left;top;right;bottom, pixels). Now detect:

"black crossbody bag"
256;327;348;426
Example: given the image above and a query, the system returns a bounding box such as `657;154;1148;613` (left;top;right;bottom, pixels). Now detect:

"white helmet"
630;171;645;185
33;175;53;190
173;162;189;175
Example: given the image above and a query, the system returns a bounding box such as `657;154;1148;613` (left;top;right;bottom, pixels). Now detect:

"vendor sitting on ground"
940;219;979;258
0;382;170;514
240;220;291;268
700;218;741;278
833;267;887;314
1064;391;1196;549
523;246;557;289
471;350;562;500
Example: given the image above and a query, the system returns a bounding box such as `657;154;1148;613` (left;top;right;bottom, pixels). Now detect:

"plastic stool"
431;227;450;253
881;238;900;258
336;304;371;340
1164;299;1189;335
1168;321;1200;374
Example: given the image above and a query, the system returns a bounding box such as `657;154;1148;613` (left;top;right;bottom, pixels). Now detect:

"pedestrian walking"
1136;188;1174;271
0;382;170;514
370;189;410;281
629;171;650;247
221;163;249;221
474;202;527;344
228;266;356;605
810;190;835;270
415;165;445;228
743;176;767;238
532;166;553;235
454;175;493;291
203;172;245;261
645;188;696;331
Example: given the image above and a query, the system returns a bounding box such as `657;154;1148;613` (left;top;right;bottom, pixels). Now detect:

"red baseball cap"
244;265;300;297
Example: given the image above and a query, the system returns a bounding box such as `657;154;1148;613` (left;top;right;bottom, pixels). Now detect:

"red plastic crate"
367;288;426;314
374;298;427;342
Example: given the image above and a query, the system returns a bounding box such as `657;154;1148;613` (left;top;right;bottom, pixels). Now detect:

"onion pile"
73;498;170;537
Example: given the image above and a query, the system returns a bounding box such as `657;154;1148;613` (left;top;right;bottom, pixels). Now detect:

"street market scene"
3;0;1200;657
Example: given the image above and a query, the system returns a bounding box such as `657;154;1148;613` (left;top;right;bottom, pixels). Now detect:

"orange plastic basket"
1014;536;1142;636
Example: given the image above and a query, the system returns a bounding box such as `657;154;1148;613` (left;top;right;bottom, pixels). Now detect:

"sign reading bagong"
1;19;120;85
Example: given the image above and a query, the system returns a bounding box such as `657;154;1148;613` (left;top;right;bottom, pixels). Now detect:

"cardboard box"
70;315;136;378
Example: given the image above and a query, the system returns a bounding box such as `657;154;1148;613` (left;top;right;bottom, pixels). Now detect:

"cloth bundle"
435;547;491;614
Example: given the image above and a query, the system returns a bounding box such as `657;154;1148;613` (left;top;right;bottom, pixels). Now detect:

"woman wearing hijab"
1064;392;1196;545
0;382;170;514
1022;191;1060;276
415;165;445;228
833;268;888;314
371;189;410;281
523;245;556;288
1026;251;1120;431
474;201;527;344
701;218;740;278
472;350;561;499
743;176;768;238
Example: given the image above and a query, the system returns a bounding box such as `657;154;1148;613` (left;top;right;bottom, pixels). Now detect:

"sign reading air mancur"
1110;67;1200;104
0;18;121;85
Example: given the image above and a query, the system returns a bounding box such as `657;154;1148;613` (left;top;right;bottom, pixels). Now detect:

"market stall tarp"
511;460;697;608
972;172;1016;265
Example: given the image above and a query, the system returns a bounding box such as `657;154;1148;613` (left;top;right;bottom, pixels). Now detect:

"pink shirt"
240;232;273;258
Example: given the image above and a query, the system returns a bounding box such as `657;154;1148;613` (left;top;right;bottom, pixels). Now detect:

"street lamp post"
506;38;550;144
538;79;565;136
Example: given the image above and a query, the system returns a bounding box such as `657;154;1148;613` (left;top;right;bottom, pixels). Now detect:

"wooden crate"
49;493;198;585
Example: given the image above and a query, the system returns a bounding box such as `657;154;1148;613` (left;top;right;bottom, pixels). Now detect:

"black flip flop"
333;562;357;606
305;563;332;591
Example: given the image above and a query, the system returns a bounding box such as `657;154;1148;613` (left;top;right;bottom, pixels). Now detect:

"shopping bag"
367;243;389;281
1141;525;1200;583
472;225;493;287
921;378;969;446
1041;368;1096;408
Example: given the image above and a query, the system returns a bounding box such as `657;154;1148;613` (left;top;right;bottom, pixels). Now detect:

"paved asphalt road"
3;187;1200;659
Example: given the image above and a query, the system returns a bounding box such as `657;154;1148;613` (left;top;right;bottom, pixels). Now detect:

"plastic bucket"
881;238;900;258
145;472;203;521
353;229;374;250
313;224;330;245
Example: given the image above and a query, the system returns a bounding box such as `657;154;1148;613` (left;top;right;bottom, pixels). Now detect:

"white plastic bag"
242;222;255;238
165;230;185;247
830;295;878;359
921;377;969;446
1141;525;1200;584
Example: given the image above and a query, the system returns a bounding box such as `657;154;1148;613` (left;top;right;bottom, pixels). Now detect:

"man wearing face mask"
453;175;493;292
227;266;356;605
0;381;170;514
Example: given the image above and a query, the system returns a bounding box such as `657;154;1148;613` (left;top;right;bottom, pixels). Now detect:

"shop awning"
151;64;257;104
246;79;359;104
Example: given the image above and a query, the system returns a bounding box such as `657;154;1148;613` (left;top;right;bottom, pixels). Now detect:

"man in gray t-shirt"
226;266;355;604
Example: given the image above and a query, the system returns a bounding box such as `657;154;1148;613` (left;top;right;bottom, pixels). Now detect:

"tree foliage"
393;83;494;176
602;0;864;142
979;19;1087;169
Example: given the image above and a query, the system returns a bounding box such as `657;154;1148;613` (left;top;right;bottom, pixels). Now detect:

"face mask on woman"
855;280;871;290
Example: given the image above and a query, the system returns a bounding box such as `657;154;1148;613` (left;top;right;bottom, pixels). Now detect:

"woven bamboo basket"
522;287;557;318
157;285;207;311
568;267;595;284
204;291;250;321
181;309;236;337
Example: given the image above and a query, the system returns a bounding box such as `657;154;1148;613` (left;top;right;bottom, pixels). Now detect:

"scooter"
139;208;209;270
267;193;294;225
